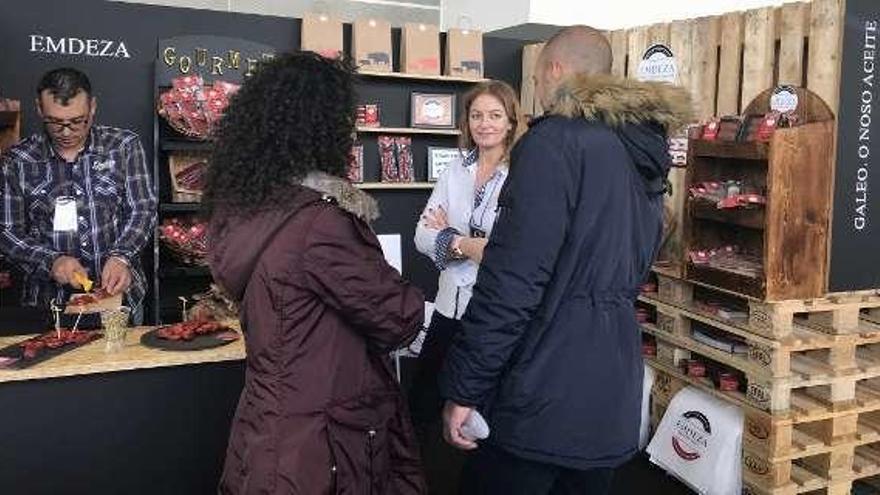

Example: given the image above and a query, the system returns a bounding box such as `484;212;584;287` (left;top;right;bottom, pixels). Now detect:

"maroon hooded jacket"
208;173;426;494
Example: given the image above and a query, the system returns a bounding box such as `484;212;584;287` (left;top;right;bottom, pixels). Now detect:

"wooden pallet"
651;272;880;339
642;290;880;413
740;445;880;495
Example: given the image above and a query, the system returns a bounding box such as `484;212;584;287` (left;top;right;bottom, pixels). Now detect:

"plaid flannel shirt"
0;125;157;309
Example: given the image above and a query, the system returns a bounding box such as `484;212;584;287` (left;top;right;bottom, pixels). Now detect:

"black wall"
829;0;880;291
0;0;527;312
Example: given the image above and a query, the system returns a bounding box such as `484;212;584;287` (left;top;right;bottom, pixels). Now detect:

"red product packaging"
702;119;720;140
363;104;380;127
756;112;779;142
355;104;381;127
378;136;398;182
687;360;706;377
718;372;739;391
396;137;414;183
348;144;364;183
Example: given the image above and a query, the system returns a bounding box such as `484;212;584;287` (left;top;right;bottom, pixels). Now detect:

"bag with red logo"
401;23;440;75
646;386;742;495
301;13;343;59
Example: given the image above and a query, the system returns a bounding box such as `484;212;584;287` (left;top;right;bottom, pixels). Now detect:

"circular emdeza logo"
672;411;712;461
770;86;799;113
637;44;678;84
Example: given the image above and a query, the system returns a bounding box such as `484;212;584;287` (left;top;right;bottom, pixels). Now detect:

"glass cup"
101;306;131;353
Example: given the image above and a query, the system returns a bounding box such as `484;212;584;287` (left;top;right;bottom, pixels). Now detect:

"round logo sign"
637;44;678;84
770;86;799;113
671;410;712;461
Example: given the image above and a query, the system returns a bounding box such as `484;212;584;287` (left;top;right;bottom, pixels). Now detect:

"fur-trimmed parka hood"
301;172;379;223
546;74;693;131
541;74;693;196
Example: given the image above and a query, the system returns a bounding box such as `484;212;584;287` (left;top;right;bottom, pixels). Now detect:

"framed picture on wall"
427;147;462;181
411;93;457;129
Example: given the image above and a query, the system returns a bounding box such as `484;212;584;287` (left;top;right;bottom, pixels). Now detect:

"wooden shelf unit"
356;126;461;136
357;70;487;84
355;182;434;190
684;120;835;301
159;203;202;213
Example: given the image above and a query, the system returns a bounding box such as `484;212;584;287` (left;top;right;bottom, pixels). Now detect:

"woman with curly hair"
205;52;426;494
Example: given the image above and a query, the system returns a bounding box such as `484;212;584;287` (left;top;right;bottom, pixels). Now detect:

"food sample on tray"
0;329;104;369
64;289;123;314
155;320;231;341
18;330;100;357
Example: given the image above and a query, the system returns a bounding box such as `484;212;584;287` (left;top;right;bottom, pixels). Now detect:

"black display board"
830;0;880;291
0;0;528;319
0;361;244;495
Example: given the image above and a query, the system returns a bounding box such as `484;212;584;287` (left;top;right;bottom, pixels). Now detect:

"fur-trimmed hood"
301;172;379;222
546;74;693;131
208;172;379;302
542;74;693;195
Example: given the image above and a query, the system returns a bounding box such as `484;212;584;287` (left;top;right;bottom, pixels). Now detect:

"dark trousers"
409;312;463;429
408;312;467;494
460;444;615;495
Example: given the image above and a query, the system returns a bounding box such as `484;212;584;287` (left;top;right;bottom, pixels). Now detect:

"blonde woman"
410;79;524;491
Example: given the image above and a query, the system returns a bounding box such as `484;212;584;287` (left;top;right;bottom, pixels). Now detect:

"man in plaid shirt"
0;68;156;321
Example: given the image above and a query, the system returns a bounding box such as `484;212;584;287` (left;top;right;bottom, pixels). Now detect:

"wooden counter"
0;327;245;384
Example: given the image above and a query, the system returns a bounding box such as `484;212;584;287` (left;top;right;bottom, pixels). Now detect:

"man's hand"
442;400;478;450
51;256;87;288
101;257;132;296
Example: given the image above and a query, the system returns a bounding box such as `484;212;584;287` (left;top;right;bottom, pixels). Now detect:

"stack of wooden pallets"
644;269;880;495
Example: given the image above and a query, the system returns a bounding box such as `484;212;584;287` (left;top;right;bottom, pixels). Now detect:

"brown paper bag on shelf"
301;13;343;59
446;29;484;78
353;18;393;73
401;23;440;75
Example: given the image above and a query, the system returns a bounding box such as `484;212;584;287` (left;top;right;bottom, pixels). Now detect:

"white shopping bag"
646;386;743;495
639;365;655;450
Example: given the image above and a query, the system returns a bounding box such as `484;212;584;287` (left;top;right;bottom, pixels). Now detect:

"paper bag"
647;387;743;495
446;28;484;78
639;365;656;450
353;18;393;72
401;23;440;75
301;13;343;59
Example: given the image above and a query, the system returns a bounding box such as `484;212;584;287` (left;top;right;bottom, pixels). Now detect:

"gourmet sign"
157;36;275;82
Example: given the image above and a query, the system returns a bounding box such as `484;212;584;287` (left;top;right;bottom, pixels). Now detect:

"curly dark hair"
203;52;355;217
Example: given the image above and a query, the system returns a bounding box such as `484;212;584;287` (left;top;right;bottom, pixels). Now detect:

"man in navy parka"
439;26;693;493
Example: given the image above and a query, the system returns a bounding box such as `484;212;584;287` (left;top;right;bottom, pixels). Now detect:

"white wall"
527;0;808;30
441;0;530;32
440;0;810;33
112;0;442;25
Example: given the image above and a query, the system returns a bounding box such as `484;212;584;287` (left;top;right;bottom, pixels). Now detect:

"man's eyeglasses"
44;116;89;133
